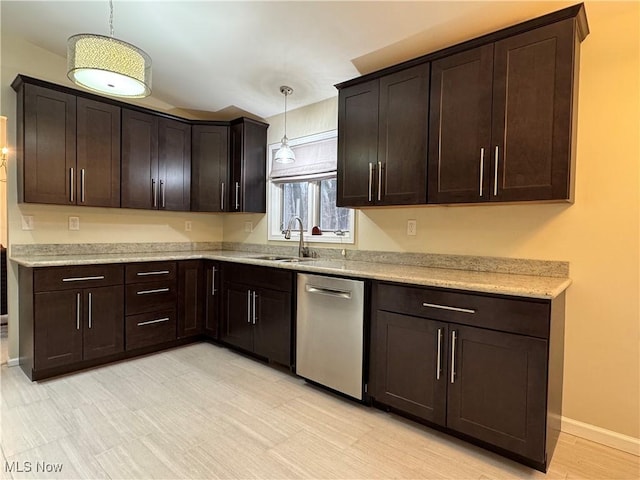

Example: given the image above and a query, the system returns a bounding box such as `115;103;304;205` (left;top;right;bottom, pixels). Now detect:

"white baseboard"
562;416;640;456
7;357;19;367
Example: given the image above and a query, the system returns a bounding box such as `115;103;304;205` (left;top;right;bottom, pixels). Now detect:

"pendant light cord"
284;90;288;138
109;0;114;37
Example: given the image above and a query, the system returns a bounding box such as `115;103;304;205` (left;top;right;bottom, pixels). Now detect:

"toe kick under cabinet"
369;282;565;472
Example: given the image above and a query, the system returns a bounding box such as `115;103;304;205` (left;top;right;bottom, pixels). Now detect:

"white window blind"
270;135;337;183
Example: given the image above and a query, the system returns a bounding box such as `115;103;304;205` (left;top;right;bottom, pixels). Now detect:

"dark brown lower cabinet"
371;281;564;472
177;260;204;339
20;264;125;378
221;263;292;366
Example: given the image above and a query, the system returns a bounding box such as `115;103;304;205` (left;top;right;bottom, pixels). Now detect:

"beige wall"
227;2;640;440
1;2;638;442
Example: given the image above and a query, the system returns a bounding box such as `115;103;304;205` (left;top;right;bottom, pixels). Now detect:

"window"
268;130;354;243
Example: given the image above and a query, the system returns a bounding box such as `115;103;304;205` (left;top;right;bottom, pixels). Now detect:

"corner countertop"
10;249;571;300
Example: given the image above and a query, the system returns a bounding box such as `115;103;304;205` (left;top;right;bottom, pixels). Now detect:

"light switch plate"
244;222;253;233
407;219;417;236
185;221;192;232
68;216;80;231
21;215;34;231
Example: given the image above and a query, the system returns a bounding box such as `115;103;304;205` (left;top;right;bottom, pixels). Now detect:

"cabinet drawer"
125;262;177;284
34;264;124;292
223;263;293;292
125;309;176;350
125;281;177;315
375;283;550;338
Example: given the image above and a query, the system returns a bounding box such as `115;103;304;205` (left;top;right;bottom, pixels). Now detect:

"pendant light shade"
274;86;295;164
67;1;152;98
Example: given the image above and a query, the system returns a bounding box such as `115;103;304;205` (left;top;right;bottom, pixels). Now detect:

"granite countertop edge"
9;249;571;300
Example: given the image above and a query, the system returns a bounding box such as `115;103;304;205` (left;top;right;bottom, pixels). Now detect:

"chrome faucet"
284;216;309;258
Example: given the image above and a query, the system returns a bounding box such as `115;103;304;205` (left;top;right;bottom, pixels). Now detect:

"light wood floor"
1;342;638;480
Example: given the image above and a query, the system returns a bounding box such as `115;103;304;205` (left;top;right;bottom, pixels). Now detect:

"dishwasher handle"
305;284;352;299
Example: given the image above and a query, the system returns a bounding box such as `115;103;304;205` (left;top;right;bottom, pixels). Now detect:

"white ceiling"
1;1;574;120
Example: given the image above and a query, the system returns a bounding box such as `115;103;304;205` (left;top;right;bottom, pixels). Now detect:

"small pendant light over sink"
274;86;295;164
67;0;152;98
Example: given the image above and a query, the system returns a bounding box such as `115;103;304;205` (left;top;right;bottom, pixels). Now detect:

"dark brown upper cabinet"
13;76;268;212
338;4;588;207
430;19;581;203
229;118;268;213
77;98;121;207
191;124;229;212
16;83;120;207
122;110;191;211
337;64;429;207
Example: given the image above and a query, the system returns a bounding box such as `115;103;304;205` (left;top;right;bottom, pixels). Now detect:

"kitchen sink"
250;255;291;261
249;255;315;263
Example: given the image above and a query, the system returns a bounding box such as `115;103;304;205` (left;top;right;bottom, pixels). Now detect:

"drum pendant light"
274;86;295;164
67;0;152;98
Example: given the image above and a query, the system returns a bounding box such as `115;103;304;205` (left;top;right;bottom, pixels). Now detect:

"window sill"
267;232;355;245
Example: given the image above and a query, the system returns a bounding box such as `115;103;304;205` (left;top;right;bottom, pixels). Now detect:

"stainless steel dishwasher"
296;273;365;400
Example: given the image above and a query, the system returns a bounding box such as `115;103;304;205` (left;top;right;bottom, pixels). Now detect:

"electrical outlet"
68;216;80;231
407;219;417;236
244;222;253;233
185;221;192;232
21;215;34;231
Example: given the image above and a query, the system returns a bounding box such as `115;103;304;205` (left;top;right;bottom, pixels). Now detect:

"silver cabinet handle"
235;182;240;210
377;161;383;201
247;290;252;323
220;182;225;211
80;168;86;203
368;163;373;202
136;287;170;295
70;167;75;203
137;317;169;327
152;178;157;207
306;284;352;299
252;291;257;325
436;328;443;380
160;180;166;208
88;292;92;329
450;330;458;384
211;267;217;296
422;302;475;314
76;292;81;330
136;270;170;277
63;275;105;282
493;146;499;196
479;148;484;197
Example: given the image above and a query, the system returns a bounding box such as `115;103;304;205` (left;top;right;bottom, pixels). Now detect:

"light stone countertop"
10;249;571;299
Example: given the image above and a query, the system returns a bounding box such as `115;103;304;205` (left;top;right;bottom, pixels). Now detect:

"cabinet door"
378;64;430;205
177;260;204;339
253;287;291;366
447;325;547;463
230;120;267;213
204;261;220;338
372;310;447;425
428;46;494;204
121;109;158;209
337;80;379;207
23;84;76;205
83;285;124;360
158;118;191;211
34;290;83;369
492;19;575;202
76;98;121;207
221;281;254;351
191;125;229;212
